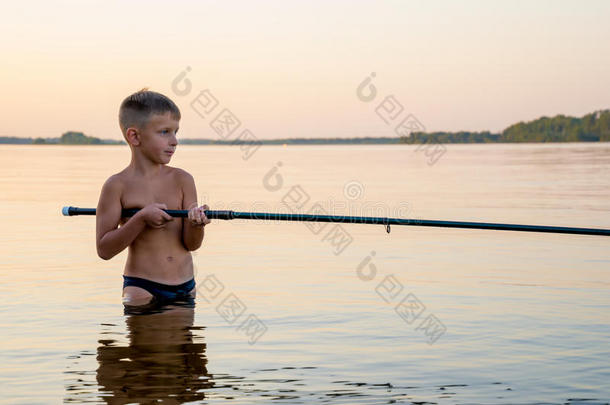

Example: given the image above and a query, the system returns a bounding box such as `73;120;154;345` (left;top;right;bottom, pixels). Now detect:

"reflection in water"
66;302;213;403
64;305;605;404
97;303;212;403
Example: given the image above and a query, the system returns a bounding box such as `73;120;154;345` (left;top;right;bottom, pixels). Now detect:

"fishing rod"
62;206;610;237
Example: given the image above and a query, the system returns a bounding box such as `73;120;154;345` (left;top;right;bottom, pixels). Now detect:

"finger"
154;204;168;215
188;208;199;225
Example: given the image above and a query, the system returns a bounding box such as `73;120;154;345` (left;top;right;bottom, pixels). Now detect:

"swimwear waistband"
122;275;196;292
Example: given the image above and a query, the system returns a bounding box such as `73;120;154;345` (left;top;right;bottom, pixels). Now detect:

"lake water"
1;143;609;404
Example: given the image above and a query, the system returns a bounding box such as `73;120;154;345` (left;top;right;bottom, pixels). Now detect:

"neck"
128;151;164;177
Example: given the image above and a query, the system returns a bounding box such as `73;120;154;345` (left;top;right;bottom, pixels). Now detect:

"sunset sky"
1;0;609;140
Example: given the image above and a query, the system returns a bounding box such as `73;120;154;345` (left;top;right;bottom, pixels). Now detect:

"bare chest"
121;178;183;211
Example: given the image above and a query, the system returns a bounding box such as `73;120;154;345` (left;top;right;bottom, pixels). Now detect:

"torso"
117;166;193;284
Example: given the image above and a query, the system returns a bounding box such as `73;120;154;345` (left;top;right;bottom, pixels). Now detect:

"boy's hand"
139;203;173;229
188;204;211;227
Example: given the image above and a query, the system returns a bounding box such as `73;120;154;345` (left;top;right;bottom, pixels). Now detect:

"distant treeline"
1;110;609;145
0;131;124;145
401;110;610;144
179;136;401;145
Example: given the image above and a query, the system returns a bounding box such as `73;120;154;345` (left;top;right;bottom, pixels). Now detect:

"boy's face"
132;112;179;164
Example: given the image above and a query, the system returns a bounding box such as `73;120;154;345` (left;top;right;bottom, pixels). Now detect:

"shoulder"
101;172;125;193
97;172;125;208
168;166;195;185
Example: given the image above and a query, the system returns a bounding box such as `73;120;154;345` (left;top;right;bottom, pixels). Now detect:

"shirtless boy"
96;89;210;308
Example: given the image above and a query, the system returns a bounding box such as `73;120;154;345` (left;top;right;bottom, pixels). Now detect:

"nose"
170;133;178;146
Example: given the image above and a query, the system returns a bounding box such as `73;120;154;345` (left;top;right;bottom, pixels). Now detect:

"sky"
1;0;609;141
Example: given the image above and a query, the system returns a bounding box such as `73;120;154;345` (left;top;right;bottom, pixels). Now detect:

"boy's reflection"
96;302;213;403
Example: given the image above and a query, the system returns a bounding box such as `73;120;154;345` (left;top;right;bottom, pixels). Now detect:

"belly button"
167;256;174;262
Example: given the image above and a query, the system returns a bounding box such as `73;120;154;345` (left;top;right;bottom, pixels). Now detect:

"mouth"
164;150;175;156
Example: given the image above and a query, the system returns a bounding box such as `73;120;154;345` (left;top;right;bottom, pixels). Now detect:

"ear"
126;127;140;146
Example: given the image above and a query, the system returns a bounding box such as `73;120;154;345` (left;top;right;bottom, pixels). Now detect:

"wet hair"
118;88;181;135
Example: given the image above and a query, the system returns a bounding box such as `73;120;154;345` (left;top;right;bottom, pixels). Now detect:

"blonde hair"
118;88;181;135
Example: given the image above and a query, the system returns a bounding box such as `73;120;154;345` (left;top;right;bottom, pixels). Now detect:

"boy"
96;89;210;308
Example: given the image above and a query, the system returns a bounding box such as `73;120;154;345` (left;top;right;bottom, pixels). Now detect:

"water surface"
1;143;609;404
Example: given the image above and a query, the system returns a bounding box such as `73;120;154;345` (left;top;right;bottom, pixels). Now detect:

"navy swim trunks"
123;275;196;303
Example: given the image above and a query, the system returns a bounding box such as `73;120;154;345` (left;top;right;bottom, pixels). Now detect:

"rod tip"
62;206;70;216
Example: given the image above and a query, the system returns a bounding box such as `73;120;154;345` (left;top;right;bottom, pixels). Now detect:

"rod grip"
62;206;96;216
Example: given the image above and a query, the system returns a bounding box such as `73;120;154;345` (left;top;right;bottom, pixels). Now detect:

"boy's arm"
181;171;205;251
96;176;147;260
